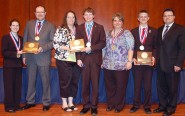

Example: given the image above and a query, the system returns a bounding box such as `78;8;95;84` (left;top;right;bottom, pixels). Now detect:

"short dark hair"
83;7;95;15
9;19;20;26
163;8;175;15
62;10;78;31
112;13;124;22
138;10;149;16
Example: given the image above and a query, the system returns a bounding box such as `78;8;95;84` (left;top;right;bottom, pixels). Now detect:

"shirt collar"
36;20;45;25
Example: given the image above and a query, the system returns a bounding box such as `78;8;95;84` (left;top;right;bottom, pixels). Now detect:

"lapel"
145;26;152;44
163;23;176;41
30;20;37;39
39;20;47;36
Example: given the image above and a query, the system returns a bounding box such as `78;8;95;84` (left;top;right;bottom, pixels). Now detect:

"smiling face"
66;12;75;26
10;21;19;33
83;12;94;23
138;12;149;25
163;11;175;25
113;17;123;29
35;6;46;21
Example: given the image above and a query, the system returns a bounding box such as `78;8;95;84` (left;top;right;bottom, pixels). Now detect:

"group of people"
2;5;185;116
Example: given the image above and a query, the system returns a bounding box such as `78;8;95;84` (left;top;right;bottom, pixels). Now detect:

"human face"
10;21;19;33
113;17;123;29
83;12;94;22
138;12;149;25
67;12;75;26
163;11;175;25
35;6;46;21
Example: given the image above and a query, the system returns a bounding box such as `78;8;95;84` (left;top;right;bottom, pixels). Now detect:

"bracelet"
127;60;133;63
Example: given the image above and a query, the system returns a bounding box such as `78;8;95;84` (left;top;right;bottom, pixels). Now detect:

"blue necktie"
87;24;91;36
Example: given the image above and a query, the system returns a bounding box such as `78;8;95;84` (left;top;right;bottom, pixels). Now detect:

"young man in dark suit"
153;8;185;116
130;10;157;114
76;7;106;115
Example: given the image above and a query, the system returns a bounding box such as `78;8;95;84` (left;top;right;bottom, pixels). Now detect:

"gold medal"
35;36;40;41
111;45;116;50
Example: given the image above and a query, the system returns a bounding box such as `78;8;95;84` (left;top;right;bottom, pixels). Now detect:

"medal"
111;45;116;50
139;45;144;50
86;42;91;47
35;36;40;41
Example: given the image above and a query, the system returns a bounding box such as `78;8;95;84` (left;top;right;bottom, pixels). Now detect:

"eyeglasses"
35;12;45;14
163;15;174;18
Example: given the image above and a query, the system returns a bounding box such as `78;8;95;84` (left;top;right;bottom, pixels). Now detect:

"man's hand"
133;58;139;65
35;47;43;54
23;58;26;65
81;47;91;53
150;57;155;66
174;66;181;72
77;60;84;67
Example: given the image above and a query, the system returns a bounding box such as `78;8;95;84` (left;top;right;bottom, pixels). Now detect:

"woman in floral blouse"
53;10;80;112
102;13;134;113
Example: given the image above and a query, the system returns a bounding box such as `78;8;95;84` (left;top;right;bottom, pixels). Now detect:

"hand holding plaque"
137;51;152;65
70;39;85;52
22;42;39;53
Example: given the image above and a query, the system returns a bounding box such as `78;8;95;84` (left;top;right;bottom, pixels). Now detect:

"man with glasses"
22;6;55;111
153;8;185;116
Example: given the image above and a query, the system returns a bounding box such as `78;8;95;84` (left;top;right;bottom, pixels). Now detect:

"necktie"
163;25;169;39
87;24;91;36
37;22;41;31
141;28;145;40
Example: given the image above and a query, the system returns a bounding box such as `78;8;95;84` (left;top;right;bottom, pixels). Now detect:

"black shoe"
22;104;36;110
106;106;114;111
114;109;122;113
153;108;166;113
91;108;98;115
43;105;50;111
130;106;139;113
69;106;78;111
144;108;152;114
5;109;16;113
15;106;23;111
80;108;90;115
163;110;175;116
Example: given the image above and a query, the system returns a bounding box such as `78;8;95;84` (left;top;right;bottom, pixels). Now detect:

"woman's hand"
125;62;132;70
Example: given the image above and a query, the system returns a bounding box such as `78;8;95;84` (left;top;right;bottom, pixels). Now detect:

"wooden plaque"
23;42;39;53
137;51;152;65
70;39;85;52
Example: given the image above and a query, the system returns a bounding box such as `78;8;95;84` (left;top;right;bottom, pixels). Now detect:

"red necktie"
141;28;145;40
37;22;41;31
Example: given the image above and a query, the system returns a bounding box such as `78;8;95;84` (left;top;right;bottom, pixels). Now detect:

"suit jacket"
131;26;157;59
157;23;185;72
23;20;55;66
76;22;106;65
2;34;23;67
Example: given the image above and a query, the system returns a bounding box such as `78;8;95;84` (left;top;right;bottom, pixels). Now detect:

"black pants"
3;67;22;110
157;65;180;112
104;68;130;110
132;65;153;108
56;60;80;98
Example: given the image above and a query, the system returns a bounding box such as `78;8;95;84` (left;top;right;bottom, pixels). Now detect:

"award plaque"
70;39;85;52
23;42;39;53
137;51;152;65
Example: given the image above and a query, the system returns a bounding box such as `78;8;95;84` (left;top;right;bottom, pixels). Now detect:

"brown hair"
61;10;78;32
9;19;20;26
83;7;95;15
112;13;124;22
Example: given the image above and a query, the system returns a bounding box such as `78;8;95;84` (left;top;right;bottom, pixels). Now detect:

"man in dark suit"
153;8;185;116
76;7;106;115
130;10;157;114
22;6;55;111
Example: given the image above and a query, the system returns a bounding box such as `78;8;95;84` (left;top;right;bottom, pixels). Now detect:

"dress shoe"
15;106;23;111
91;108;98;115
106;106;114;111
62;107;72;112
22;104;36;110
43;105;50;111
144;108;152;114
130;106;139;113
163;110;175;116
114;109;122;113
69;106;78;111
80;107;90;115
5;109;16;113
153;108;166;113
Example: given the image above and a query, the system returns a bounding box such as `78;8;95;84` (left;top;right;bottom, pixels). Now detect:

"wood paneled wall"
1;0;185;66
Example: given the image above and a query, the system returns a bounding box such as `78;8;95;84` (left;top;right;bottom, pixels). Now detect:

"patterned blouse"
53;26;75;61
102;29;134;70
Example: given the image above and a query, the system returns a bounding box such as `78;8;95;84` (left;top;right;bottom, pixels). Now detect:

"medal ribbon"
85;24;93;42
140;27;148;44
112;29;123;45
9;32;20;51
35;22;43;36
